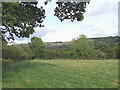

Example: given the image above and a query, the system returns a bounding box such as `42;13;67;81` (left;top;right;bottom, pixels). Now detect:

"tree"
95;49;106;59
1;0;90;42
72;34;95;59
22;46;35;59
2;45;29;60
1;1;45;42
54;1;89;22
95;42;115;59
112;46;120;59
29;37;45;58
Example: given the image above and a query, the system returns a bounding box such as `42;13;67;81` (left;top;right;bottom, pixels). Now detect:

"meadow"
3;59;118;88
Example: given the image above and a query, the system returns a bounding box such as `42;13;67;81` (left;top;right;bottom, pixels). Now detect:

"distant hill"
44;41;72;49
11;43;28;47
91;36;119;46
11;36;119;49
45;36;120;49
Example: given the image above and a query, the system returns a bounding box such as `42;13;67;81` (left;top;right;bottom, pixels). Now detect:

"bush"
95;49;106;59
2;46;29;60
72;35;95;59
22;46;35;59
95;42;116;59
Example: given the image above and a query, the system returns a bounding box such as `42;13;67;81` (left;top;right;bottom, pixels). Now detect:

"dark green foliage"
29;37;45;58
95;42;116;59
44;49;73;59
44;35;119;60
92;36;119;47
21;46;35;59
1;1;89;42
54;1;89;22
2;45;28;60
46;36;120;50
2;2;45;42
95;49;106;59
2;36;119;60
113;46;120;59
2;37;45;60
2;43;34;60
72;34;95;59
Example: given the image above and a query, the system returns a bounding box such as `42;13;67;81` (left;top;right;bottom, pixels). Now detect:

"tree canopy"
1;0;90;42
29;37;45;58
1;2;45;42
2;35;119;60
54;2;88;22
72;34;95;59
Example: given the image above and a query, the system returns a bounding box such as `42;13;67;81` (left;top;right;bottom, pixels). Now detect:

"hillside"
11;36;119;49
45;36;119;49
44;41;72;49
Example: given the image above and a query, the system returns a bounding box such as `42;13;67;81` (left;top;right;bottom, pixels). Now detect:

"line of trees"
2;35;120;61
44;35;119;60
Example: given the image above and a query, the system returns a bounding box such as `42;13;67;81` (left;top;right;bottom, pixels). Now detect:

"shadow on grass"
3;61;56;78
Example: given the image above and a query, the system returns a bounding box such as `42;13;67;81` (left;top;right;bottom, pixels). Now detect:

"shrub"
95;49;106;59
2;46;29;60
22;46;35;59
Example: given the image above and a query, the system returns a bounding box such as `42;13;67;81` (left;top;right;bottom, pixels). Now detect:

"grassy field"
3;60;118;88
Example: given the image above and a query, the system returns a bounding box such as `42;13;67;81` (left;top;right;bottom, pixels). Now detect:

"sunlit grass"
3;60;118;88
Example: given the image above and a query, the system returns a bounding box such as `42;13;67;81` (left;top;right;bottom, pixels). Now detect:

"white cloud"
13;0;118;43
85;1;118;17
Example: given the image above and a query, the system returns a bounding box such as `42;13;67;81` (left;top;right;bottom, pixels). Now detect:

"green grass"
3;60;118;88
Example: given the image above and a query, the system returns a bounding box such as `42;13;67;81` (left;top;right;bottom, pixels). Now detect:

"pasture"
3;60;118;88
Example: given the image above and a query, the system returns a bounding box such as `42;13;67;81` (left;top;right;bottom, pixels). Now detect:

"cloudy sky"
13;0;119;44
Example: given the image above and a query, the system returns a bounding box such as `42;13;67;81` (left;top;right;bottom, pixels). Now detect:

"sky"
13;0;119;44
